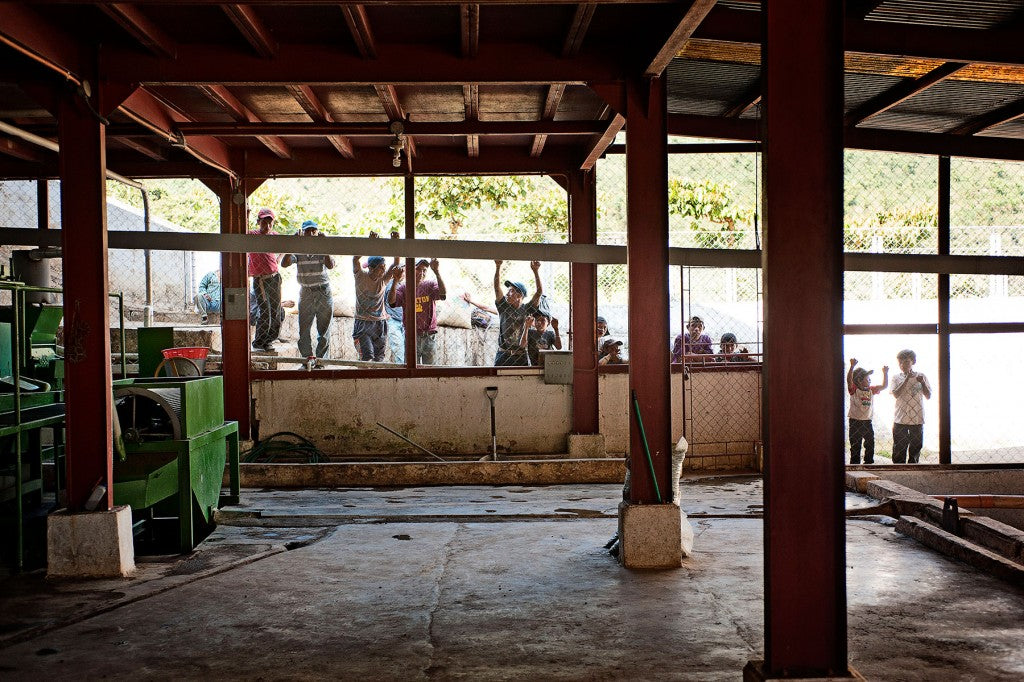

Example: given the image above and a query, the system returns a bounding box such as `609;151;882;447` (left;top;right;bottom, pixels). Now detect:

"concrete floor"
2;477;1024;680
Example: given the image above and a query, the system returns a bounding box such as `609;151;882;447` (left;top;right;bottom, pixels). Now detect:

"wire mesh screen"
951;333;1024;463
844;151;938;254
843;335;939;464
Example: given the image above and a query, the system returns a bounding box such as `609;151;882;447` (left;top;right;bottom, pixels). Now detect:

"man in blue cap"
282;220;335;368
492;259;543;366
352;231;400;361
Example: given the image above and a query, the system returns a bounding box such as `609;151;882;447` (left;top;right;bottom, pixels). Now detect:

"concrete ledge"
47;506;135;579
895;517;1024;585
845;470;880;493
743;660;866;681
617;501;684;569
567;434;607;459
237;458;627;488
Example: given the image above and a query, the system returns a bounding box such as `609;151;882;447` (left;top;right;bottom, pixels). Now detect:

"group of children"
847;349;932;464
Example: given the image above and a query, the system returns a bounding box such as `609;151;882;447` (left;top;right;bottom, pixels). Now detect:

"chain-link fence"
1;146;1021;462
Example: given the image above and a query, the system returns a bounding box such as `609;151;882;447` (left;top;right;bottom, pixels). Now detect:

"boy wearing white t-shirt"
891;348;932;464
847;358;888;465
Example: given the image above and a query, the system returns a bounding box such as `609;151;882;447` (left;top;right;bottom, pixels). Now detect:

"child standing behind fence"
891;348;932;464
846;359;888;465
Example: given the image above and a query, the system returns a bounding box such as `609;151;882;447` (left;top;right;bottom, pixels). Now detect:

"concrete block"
845;471;881;493
47;506;135;578
617;501;691;569
743;660;866;681
567;434;606;459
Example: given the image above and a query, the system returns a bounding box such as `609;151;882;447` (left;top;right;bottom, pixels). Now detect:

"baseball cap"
415;259;430;268
504;280;527;297
852;367;873;384
720;332;737;344
257;208;276;221
601;337;623;351
301;219;319;231
367;256;386;268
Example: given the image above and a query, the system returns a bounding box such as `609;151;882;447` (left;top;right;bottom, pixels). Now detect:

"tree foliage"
667;177;754;248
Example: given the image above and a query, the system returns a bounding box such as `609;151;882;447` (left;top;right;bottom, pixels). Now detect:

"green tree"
668;177;754;248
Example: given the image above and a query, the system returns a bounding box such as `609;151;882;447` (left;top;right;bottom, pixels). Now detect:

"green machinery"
113;375;240;553
0;280;69;571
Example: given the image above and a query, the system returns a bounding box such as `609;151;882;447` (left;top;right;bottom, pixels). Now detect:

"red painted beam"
581;111;623;171
98;43;623;84
758;0;846;677
0;4;82;79
173;120;607;136
845;61;968;127
340;4;377;58
58;92;113;511
0;135;48;162
238;144;578;177
948;95;1024;136
195;84;292;159
625;77;670;503
569;170;599;434
644;0;717;78
460;4;479;59
286;84;356;158
205;177;257;439
221;4;278;57
531;83;567;157
100;4;177;58
563;4;596;57
118;87;235;174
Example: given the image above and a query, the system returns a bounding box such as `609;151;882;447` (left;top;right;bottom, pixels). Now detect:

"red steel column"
626;77;671;502
58;92;113;511
758;0;846;677
569;170;599;434
213;179;252;438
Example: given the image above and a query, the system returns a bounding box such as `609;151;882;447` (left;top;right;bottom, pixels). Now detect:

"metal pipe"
12;287;23;571
142;187;153;327
0;121;143;189
932;495;1024;509
116;293;127;378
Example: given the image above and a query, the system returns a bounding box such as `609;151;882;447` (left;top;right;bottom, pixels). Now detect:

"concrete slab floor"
1;478;1023;681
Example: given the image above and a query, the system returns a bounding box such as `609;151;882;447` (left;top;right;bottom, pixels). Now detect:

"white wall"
254;367;763;461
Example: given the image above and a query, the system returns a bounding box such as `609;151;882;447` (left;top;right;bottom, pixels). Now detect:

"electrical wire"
241;431;327;464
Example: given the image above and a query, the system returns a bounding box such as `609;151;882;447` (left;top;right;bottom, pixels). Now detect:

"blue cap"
301;219;319;231
367;256;386;268
504;280;527;297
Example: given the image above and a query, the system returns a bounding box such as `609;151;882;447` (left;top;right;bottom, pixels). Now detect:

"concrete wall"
872;469;1024;531
254;366;762;469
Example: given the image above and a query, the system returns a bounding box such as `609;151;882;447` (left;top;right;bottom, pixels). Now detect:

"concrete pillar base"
617;501;691;568
743;661;865;681
47;506;136;578
567;434;606;458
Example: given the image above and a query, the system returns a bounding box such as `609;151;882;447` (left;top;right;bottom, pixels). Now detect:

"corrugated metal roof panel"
866;0;1024;30
844;73;907;112
667;59;760;117
862;110;961;133
884;79;1024;126
981;119;1024;140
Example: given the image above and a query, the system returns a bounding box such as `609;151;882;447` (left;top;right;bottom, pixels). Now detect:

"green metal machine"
113;375;240;553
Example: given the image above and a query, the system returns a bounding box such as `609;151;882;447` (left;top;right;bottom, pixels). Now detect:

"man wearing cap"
599;338;625;365
248;208;283;351
352;231;400;362
492;259;543;366
389;258;447;365
282;220;335;367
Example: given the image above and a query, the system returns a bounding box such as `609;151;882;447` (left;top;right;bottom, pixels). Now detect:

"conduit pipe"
932;495;1024;509
0;120;155;323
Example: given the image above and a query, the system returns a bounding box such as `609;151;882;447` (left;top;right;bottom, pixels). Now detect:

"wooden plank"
644;0;718;78
563;4;595;56
460;4;479;58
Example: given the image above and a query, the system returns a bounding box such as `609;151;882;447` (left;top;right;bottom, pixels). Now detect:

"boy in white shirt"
846;358;888;465
891;348;932;464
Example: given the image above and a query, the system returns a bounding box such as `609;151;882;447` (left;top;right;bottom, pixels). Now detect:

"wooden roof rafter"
645;0;718;78
948;96;1024;136
463;83;479;158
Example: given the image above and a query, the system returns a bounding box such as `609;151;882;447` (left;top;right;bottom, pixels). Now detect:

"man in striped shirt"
282;220;335;368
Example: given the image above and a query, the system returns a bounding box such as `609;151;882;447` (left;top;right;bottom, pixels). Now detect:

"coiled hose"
241;431;327;464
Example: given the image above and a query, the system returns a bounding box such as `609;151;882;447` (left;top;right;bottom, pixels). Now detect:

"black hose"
241;431;326;464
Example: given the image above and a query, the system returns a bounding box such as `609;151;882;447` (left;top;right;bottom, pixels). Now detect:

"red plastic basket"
161;346;210;360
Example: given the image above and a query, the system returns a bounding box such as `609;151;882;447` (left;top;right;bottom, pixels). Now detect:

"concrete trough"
235;457;627;488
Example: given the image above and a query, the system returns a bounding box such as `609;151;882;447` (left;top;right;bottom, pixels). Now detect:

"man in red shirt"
248;207;283;351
